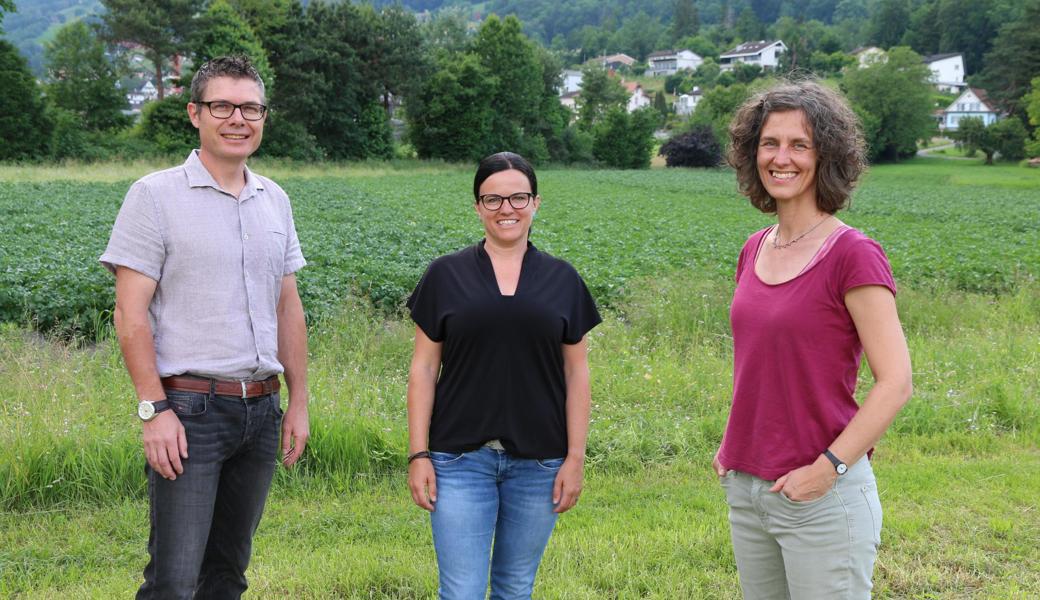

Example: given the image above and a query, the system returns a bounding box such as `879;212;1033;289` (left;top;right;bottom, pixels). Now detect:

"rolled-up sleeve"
99;181;165;280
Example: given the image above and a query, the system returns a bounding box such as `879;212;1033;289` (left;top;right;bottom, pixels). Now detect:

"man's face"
187;76;266;165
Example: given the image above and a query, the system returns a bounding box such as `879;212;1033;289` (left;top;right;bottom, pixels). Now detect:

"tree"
137;93;197;156
472;15;544;153
371;4;427;116
653;90;669;118
0;40;52;160
901;0;941;55
690;83;751;144
0;0;13;26
1025;77;1040;156
844;46;933;161
409;53;496;162
97;0;202;100
867;0;910;49
576;64;628;131
733;8;763;42
592;107;657;169
659;125;722;167
44;21;129;131
989;118;1028;161
189;0;273;89
936;0;996;75
976;0;1040;119
671;0;699;42
609;12;665;61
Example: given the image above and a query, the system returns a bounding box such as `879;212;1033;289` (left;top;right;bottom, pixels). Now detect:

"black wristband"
407;450;431;463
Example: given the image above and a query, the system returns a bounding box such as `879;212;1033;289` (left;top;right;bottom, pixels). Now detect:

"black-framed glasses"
196;100;268;121
478;192;533;211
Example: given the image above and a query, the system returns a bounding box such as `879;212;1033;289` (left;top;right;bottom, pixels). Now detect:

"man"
100;55;309;599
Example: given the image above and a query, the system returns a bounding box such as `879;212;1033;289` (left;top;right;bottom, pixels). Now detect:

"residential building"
125;80;158;115
851;46;886;68
592;53;636;70
923;53;966;92
560;90;580;111
645;49;703;76
942;88;999;131
561;69;583;95
624;82;651;113
675;87;703;116
719;40;787;71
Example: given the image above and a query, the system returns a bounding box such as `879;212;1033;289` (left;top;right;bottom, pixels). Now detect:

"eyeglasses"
196;100;268;121
478;192;533;211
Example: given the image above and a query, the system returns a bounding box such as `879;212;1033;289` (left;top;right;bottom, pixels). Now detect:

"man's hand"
552;455;584;513
769;456;837;502
280;401;309;467
408;458;437;511
142;410;187;480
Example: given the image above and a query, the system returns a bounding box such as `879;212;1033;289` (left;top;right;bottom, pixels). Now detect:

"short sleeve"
562;270;602;344
99;181;165;280
282;201;306;275
735;228;768;283
407;260;445;342
838;237;897;297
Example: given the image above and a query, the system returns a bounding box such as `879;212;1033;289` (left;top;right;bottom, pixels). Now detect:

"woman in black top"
406;152;601;599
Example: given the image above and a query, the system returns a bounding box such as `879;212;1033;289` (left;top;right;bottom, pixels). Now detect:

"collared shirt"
100;150;306;381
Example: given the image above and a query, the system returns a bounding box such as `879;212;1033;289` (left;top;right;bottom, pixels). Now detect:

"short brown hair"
190;55;266;105
727;80;866;214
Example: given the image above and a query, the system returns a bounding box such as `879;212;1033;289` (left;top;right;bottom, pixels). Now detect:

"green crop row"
1;158;1038;336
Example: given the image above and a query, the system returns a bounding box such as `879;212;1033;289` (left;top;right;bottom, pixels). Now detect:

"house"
624;82;651;113
561;70;583;95
923;53;966;92
851;46;886;68
675;87;703;116
560;90;580;111
941;88;999;131
592;53;636;70
719;40;786;71
645;49;703;76
125;80;159;115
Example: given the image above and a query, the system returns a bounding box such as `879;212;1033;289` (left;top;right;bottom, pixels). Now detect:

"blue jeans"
429;446;564;600
137;389;282;600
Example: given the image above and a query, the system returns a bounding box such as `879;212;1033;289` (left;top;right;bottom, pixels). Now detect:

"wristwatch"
823;449;848;475
138;399;171;422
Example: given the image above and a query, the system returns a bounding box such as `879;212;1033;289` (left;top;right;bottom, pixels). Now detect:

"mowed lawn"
0;157;1038;598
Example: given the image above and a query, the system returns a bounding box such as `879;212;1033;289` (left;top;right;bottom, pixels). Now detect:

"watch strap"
151;400;171;414
823;449;847;475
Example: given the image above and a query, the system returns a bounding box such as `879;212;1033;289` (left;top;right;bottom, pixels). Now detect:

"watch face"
837;463;848;475
138;401;156;420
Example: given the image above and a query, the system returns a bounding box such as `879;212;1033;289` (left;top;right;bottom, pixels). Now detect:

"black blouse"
407;240;602;458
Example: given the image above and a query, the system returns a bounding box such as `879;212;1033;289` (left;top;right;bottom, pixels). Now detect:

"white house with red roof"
623;82;652;113
923;53;966;92
942;88;1000;131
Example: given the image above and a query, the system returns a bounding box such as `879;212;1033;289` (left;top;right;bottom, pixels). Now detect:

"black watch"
138;399;171;422
824;449;848;475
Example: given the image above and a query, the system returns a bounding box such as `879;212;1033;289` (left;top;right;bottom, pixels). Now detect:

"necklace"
772;215;832;250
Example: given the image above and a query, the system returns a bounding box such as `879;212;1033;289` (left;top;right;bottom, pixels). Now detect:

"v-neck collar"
475;239;539;297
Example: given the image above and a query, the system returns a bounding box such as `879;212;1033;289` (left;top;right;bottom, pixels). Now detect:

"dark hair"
190;55;266;105
473;152;537;201
727;80;866;214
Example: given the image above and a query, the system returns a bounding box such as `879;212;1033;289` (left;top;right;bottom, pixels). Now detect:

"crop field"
0;157;1038;598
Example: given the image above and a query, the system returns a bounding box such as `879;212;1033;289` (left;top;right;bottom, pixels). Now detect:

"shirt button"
243;233;250;240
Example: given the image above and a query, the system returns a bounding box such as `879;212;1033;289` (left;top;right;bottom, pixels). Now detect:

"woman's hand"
769;456;836;502
408;458;437;511
552;456;584;513
712;448;727;478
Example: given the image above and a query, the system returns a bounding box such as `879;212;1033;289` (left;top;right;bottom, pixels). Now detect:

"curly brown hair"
727;80;866;214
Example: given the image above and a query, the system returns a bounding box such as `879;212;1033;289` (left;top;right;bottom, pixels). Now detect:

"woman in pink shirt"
714;80;913;599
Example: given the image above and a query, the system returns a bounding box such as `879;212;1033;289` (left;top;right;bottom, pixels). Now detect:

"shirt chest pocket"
264;229;288;277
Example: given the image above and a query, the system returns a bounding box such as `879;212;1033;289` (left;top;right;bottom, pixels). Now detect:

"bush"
136;93;197;156
592;107;657;169
659;125;723;167
255;117;324;162
990;118;1028;161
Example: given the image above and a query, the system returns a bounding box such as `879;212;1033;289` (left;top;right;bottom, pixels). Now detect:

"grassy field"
1;157;1038;597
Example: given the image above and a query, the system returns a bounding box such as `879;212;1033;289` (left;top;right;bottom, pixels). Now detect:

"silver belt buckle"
485;439;505;451
241;381;248;399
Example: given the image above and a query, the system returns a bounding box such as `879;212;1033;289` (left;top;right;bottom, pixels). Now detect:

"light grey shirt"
100;150;306;381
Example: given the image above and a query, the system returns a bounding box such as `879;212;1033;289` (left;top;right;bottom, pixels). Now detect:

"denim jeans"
720;457;883;600
137;389;282;600
429;446;564;600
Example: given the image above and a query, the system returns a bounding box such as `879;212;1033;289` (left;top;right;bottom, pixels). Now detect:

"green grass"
1;158;1038;596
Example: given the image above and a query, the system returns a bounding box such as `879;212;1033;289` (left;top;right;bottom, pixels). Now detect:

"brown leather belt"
161;375;280;398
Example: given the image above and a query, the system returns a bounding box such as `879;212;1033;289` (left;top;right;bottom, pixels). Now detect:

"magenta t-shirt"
719;225;897;481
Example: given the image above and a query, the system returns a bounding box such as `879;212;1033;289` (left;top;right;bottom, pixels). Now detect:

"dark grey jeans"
136;389;282;600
